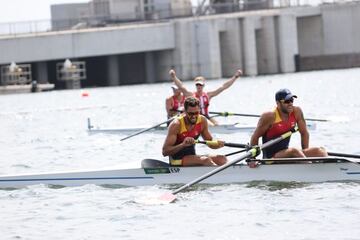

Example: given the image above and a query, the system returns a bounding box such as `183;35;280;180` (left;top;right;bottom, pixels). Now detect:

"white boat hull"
86;118;316;135
88;124;257;135
0;158;359;189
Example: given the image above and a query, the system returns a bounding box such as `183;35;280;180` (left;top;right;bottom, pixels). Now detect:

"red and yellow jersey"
193;92;210;116
263;108;297;158
175;115;203;144
170;115;203;164
265;108;297;139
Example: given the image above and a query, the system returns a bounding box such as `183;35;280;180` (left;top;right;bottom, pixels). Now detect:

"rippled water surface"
1;68;360;239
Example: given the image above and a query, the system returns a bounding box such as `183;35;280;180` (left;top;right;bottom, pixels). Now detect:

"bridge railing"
0;0;359;37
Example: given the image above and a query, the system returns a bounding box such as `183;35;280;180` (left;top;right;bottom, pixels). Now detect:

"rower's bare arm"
207;69;242;98
169;69;193;97
162;122;181;156
250;112;273;146
295;107;310;149
165;97;172;115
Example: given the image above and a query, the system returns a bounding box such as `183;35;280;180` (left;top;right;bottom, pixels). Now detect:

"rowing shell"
86;118;317;135
0;157;358;189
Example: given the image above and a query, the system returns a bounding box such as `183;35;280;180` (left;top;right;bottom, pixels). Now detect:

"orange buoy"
81;91;89;97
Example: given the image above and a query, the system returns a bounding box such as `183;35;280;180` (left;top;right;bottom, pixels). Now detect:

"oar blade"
136;192;177;205
158;192;177;204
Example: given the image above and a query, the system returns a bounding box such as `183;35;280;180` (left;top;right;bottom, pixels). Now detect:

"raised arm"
294;106;309;149
207;69;242;99
169;69;193;97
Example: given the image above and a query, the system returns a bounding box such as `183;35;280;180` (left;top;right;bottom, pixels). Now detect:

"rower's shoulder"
261;110;276;120
199;115;209;124
293;105;303;112
292;106;304;120
169;117;181;126
165;95;173;101
167;119;181;134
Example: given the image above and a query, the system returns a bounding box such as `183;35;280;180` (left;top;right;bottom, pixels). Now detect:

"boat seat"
141;159;170;168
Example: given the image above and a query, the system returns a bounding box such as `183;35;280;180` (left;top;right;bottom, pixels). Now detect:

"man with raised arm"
250;88;328;159
169;69;242;125
162;96;227;166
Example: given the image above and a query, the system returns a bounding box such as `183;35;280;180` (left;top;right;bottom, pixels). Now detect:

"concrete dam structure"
0;2;360;89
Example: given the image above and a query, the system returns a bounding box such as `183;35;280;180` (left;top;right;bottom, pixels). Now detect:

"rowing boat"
0;157;358;189
87;118;257;134
86;118;317;135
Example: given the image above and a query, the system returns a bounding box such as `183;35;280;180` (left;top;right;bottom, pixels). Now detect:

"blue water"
1;68;360;239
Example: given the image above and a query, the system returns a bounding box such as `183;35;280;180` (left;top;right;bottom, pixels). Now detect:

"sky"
0;0;89;23
0;0;200;23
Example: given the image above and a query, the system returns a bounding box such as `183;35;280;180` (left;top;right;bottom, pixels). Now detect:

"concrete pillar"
145;52;156;83
107;55;120;86
259;16;279;74
242;17;258;76
34;62;48;84
191;19;222;79
171;20;193;80
219;18;243;77
156;50;174;82
277;13;298;73
65;79;81;89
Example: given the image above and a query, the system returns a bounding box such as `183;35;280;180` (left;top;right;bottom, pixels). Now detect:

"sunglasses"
195;84;204;87
186;111;199;116
281;98;294;104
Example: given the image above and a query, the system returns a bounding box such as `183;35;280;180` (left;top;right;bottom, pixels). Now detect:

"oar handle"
196;140;249;149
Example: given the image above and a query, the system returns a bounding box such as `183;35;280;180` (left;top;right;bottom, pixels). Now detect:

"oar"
196;140;249;149
209;111;329;122
224;149;248;157
328;152;360;159
120;116;176;141
158;127;299;203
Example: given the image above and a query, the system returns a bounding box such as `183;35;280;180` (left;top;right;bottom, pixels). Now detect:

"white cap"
171;84;179;90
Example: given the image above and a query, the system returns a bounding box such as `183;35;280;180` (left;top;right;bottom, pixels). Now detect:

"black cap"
275;88;297;101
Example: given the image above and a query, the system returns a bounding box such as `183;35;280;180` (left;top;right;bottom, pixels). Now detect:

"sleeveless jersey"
171;115;203;161
171;95;185;112
193;92;210;118
262;108;297;158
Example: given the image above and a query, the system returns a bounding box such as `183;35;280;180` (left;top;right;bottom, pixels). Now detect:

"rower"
162;96;227;166
169;68;242;126
165;84;184;123
250;88;328;159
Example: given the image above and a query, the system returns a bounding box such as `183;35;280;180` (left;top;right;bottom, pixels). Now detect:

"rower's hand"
249;145;261;158
182;137;195;147
207;140;225;149
234;69;242;78
169;69;176;79
216;140;225;148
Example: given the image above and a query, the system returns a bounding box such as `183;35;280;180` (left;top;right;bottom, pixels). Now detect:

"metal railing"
0;0;358;37
0;64;32;85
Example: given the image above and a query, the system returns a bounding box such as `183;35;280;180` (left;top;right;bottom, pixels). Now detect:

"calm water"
1;68;360;239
